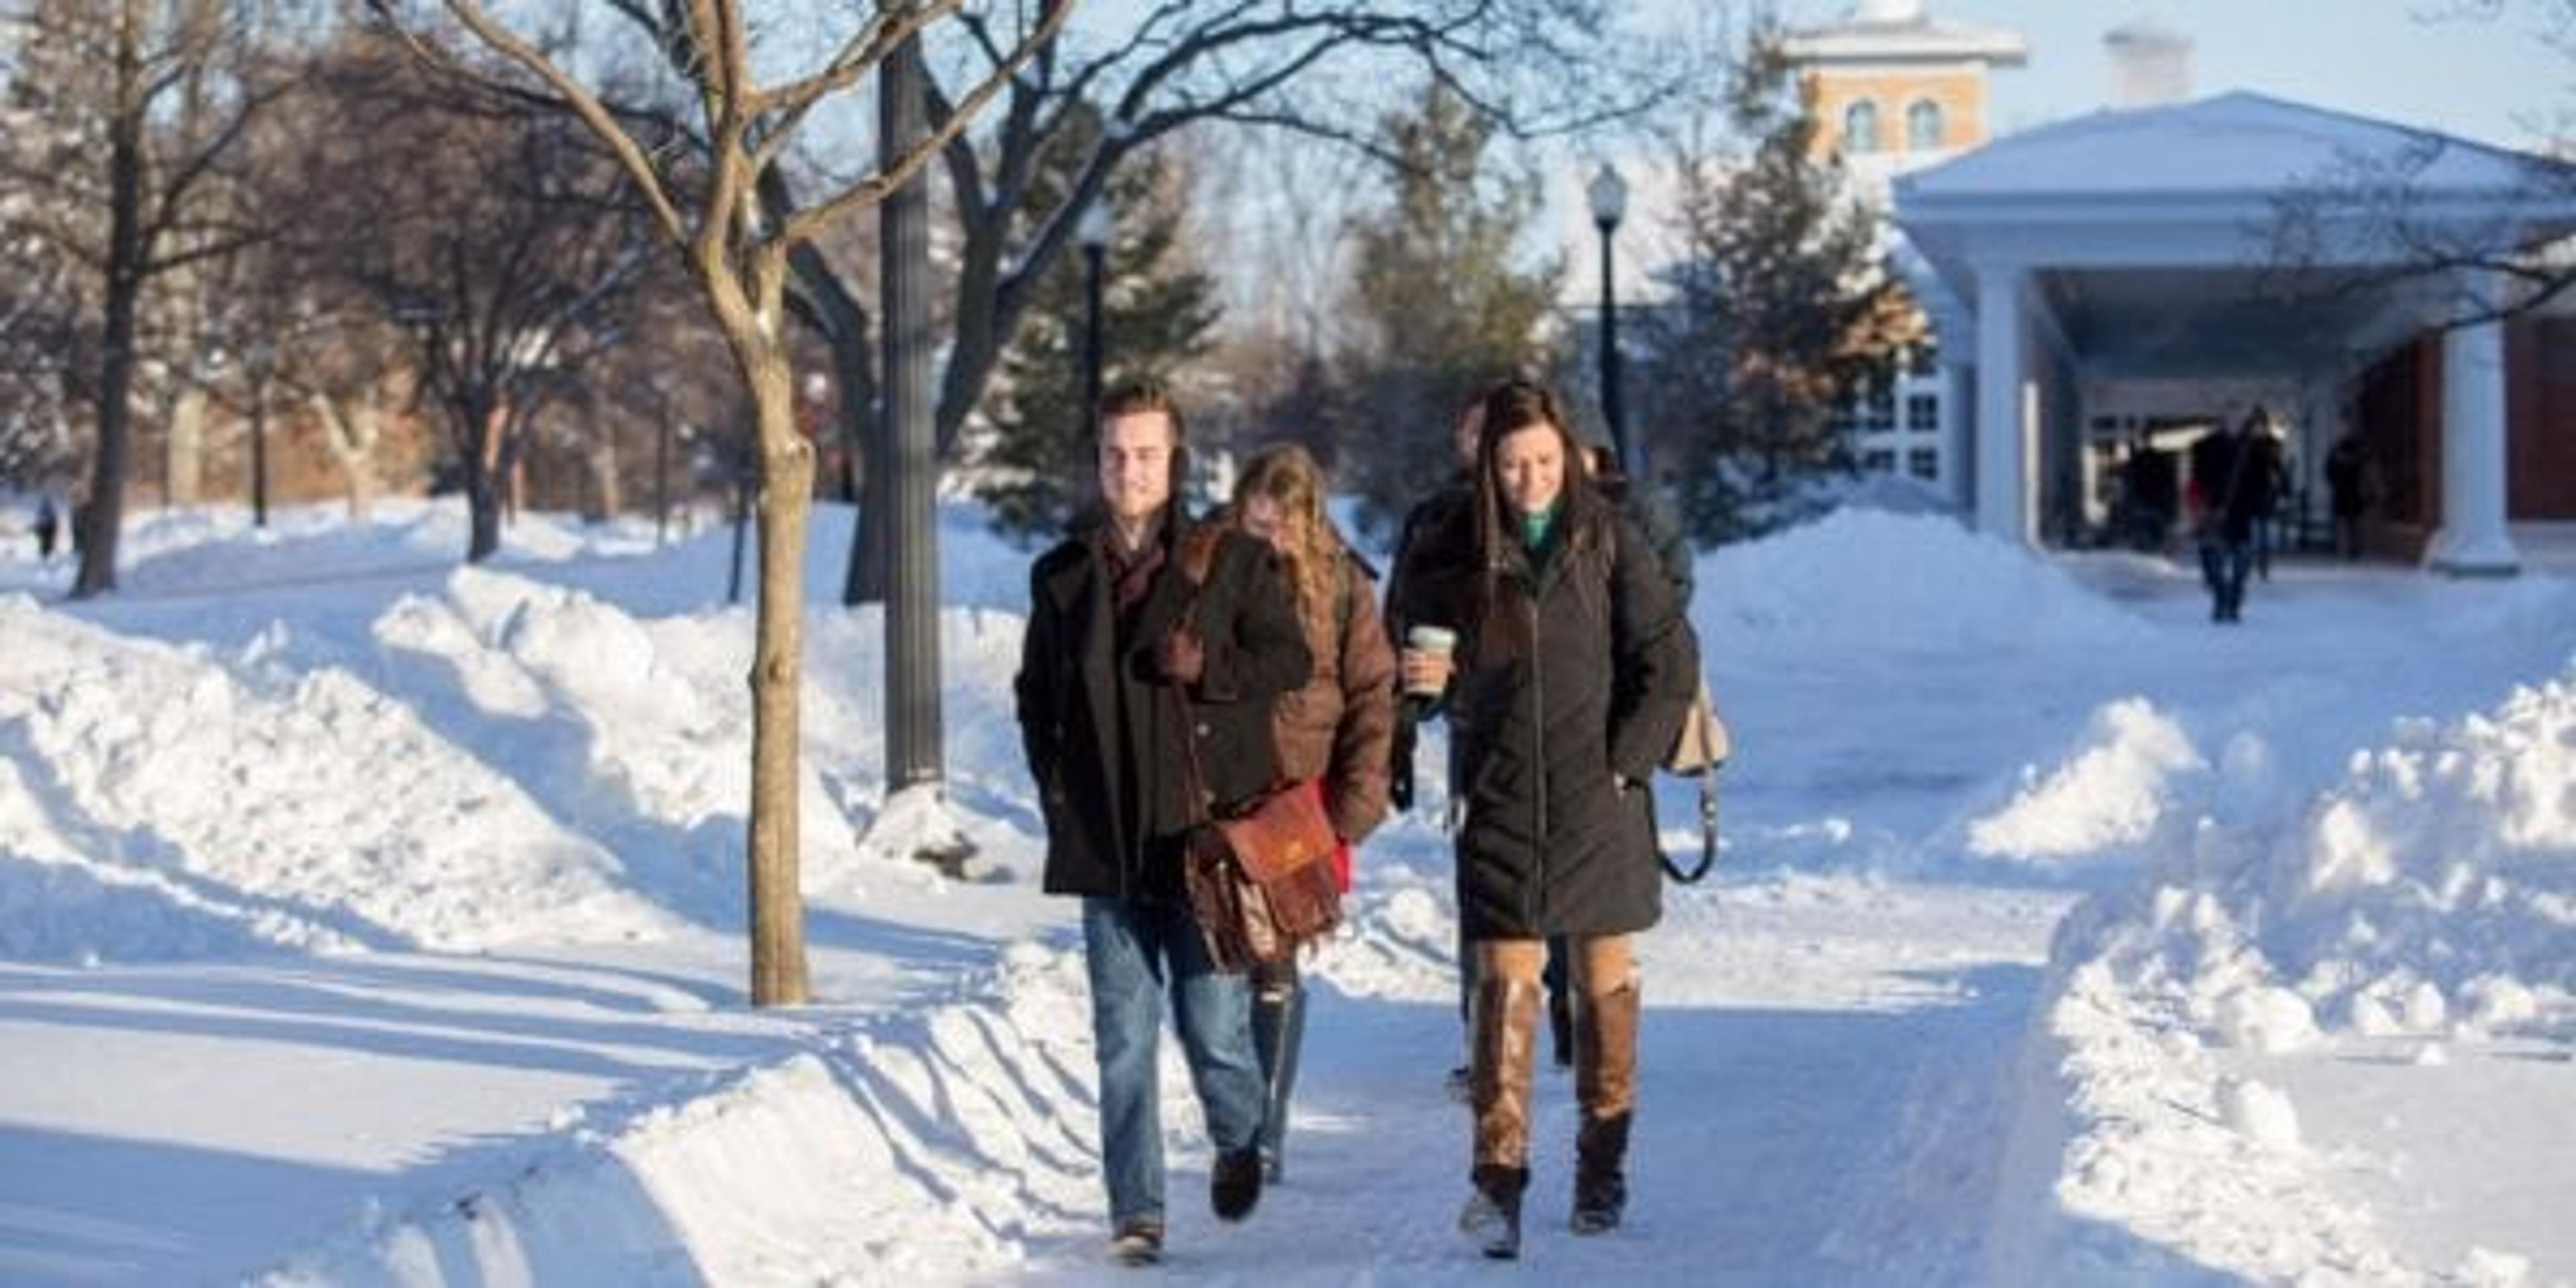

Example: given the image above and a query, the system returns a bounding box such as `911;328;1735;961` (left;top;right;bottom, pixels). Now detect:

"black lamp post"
1587;162;1631;476
1077;201;1112;415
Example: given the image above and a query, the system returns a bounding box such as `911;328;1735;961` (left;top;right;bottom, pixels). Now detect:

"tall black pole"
1597;218;1629;476
882;34;945;806
1082;241;1106;417
248;389;269;528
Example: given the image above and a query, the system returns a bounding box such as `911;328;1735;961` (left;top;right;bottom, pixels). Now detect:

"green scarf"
1518;500;1562;563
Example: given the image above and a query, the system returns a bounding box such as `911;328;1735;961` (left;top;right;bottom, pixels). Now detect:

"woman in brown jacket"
1222;443;1399;1184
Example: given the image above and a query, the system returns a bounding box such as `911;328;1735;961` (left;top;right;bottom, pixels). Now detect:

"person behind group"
1383;392;1581;1090
2324;430;2373;560
1398;378;1695;1258
1013;380;1313;1266
2188;408;2279;623
1217;443;1399;1185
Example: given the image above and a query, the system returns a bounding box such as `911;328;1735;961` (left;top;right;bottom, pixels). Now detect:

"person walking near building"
1218;443;1399;1185
1397;378;1695;1258
2189;409;2279;623
1014;380;1314;1266
2324;431;2373;560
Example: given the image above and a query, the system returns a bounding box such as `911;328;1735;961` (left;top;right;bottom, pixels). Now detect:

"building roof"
1900;91;2563;206
1783;0;2028;67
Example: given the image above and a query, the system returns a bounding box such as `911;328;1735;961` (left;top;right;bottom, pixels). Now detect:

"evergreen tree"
974;117;1220;541
1336;83;1564;538
1640;25;1909;543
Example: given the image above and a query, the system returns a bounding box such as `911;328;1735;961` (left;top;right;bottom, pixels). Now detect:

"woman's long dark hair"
1468;378;1601;658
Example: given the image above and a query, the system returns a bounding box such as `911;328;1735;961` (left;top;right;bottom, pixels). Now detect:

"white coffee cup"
1403;625;1456;697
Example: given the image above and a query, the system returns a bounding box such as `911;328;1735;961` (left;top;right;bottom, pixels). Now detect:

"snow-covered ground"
1;498;2569;1285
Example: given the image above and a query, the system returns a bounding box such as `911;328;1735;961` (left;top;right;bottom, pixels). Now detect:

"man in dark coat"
2189;411;2279;623
1014;380;1312;1267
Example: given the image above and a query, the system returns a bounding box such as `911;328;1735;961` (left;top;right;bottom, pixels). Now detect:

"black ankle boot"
1459;1164;1527;1259
1572;1112;1631;1234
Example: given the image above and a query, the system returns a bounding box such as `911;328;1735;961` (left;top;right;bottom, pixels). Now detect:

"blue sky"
1770;1;2570;150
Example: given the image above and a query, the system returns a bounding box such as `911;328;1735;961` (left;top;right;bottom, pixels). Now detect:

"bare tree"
297;40;659;560
0;0;303;595
598;1;1672;601
2264;1;2576;329
370;0;1071;1006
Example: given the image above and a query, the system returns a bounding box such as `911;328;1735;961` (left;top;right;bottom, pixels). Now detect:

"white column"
1941;357;1976;513
1974;265;2029;545
2428;273;2518;576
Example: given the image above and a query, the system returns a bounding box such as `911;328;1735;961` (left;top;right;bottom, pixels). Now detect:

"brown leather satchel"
1169;523;1342;972
1182;780;1342;973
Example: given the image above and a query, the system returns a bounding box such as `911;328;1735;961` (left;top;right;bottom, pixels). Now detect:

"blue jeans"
1081;896;1265;1228
2199;537;2252;617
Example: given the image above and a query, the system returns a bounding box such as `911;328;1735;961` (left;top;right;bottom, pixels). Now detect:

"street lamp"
1077;200;1112;417
1587;162;1631;476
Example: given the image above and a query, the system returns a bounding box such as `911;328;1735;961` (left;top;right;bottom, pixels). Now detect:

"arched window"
1907;99;1945;151
1842;99;1882;154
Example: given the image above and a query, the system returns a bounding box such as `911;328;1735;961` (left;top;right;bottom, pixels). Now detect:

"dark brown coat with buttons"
1016;512;1313;902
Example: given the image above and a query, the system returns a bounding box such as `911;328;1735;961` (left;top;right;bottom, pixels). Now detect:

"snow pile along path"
1995;657;2576;1285
0;594;676;960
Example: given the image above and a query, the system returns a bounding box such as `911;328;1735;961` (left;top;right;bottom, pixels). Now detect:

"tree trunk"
166;386;207;506
462;393;502;562
742;341;814;1008
311;388;382;521
74;10;148;599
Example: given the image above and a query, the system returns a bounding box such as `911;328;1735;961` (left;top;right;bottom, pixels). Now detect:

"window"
1906;99;1944;152
1909;448;1941;480
1907;393;1939;434
1910;340;1939;376
1864;385;1896;432
1863;449;1898;474
1843;100;1882;154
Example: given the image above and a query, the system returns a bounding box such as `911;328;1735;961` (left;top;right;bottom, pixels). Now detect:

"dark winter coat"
1015;513;1313;902
1405;502;1696;939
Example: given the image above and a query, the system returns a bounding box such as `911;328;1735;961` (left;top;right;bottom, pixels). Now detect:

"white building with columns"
1894;91;2576;574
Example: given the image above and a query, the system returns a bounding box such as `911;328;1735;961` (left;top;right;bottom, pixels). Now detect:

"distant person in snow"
2324;431;2375;560
33;496;60;561
1214;443;1398;1185
1396;378;1695;1258
1012;380;1312;1266
2188;409;2279;623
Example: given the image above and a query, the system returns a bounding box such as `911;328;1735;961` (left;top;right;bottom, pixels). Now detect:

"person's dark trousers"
1081;896;1265;1232
2201;539;2253;621
1543;936;1572;1068
1249;959;1307;1182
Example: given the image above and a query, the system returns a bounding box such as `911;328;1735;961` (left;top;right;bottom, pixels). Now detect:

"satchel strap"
1659;773;1719;883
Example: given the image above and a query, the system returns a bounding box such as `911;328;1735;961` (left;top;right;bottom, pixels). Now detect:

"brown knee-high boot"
1460;975;1540;1258
1571;978;1640;1234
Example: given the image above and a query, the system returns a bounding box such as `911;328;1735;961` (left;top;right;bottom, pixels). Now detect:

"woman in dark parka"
1397;378;1695;1258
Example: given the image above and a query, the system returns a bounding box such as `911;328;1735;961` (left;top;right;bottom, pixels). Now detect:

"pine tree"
974;116;1220;542
1641;25;1909;543
1336;83;1564;538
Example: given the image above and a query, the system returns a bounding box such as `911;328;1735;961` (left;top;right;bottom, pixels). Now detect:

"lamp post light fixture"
1076;200;1112;417
1587;162;1632;476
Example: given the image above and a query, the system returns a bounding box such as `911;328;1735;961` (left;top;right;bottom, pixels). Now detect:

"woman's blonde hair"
1230;443;1345;621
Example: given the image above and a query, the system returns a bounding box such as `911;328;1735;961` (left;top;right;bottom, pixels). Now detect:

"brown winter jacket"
1271;550;1399;847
